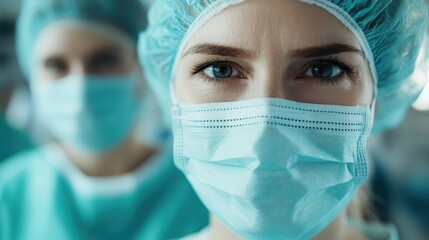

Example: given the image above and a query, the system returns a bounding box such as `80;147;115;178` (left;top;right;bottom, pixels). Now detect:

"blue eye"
203;62;240;79
305;63;343;79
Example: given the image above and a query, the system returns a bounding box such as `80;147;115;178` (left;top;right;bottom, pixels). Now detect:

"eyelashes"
191;58;224;75
191;58;247;84
299;56;359;85
190;56;359;85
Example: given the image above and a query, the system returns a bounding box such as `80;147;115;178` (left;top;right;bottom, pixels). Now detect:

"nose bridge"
70;55;95;76
70;60;87;76
253;59;287;99
82;61;92;76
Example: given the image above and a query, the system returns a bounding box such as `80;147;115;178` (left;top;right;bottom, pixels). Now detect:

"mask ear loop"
369;96;377;131
360;55;377;131
170;80;178;105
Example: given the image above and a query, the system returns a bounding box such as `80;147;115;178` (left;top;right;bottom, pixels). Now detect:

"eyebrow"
289;43;364;58
89;45;122;57
41;45;122;62
182;42;364;60
182;43;254;58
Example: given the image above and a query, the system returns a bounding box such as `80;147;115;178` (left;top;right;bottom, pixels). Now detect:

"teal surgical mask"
172;98;371;240
32;73;140;153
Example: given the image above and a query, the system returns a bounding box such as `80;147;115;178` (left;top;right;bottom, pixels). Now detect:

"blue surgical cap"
139;0;429;132
17;0;148;77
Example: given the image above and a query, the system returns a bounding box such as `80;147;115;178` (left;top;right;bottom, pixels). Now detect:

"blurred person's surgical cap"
17;0;148;77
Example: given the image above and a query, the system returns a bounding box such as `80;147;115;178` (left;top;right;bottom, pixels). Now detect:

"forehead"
34;20;134;60
183;0;360;55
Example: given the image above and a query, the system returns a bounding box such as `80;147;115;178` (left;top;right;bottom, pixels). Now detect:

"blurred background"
0;0;36;161
0;0;428;239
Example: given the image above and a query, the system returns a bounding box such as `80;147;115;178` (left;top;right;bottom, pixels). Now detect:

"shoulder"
0;147;43;181
0;145;56;194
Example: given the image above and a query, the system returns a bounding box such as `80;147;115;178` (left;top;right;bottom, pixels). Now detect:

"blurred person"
0;0;208;239
369;9;429;240
139;0;428;239
370;108;429;240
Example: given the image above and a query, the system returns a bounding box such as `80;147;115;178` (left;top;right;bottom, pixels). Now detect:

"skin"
33;21;137;80
175;0;373;106
174;0;374;239
33;22;155;177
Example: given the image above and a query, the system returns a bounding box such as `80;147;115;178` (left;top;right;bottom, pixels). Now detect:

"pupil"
312;64;333;78
213;63;232;78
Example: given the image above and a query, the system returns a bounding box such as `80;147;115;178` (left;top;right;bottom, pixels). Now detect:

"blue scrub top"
0;140;209;240
0;113;34;161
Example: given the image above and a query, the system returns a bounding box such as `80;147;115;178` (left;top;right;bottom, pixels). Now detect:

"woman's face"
175;0;374;106
33;22;137;82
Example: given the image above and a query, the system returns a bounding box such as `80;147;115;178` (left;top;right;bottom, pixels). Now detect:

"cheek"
32;68;58;83
174;70;244;104
174;73;192;103
174;62;196;103
136;70;150;97
357;65;374;106
118;54;137;72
